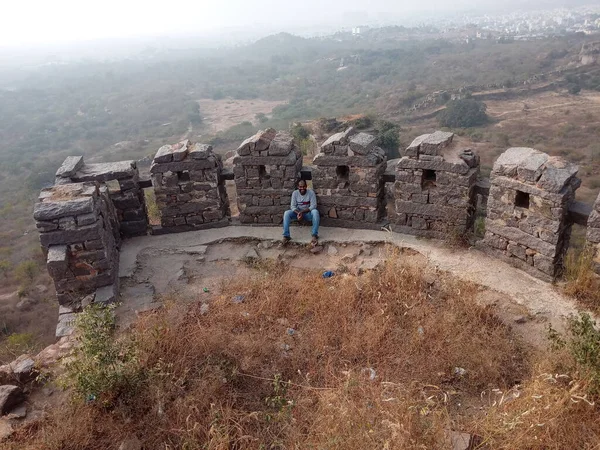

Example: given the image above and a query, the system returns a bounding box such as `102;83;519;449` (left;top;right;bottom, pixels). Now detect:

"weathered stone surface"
234;152;299;167
150;159;217;173
95;284;117;304
34;197;95;221
321;127;355;150
39;222;104;247
486;220;557;258
517;152;548;182
56;156;84;178
536;157;579;194
404;134;429;157
0;385;24;415
349;132;376;155
492;147;541;178
71;161;137;182
188;143;213;159
313;152;384;167
0;355;36;384
154;144;174;163
420;131;454;156
396;156;470;175
269;132;294;156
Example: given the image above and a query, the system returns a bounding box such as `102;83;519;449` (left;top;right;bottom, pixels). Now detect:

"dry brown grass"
472;351;600;449
6;251;532;449
563;247;600;314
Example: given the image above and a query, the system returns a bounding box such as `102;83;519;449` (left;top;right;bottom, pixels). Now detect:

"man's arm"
290;191;299;213
309;190;317;211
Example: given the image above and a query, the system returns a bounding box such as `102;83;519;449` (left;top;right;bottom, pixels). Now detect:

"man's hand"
297;212;303;221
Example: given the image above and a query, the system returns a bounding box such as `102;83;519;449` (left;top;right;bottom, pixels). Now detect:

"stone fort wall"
35;128;600;334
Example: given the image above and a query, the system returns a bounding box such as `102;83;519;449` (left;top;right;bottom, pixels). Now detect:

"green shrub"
549;313;600;396
438;99;488;128
3;332;36;355
62;304;144;406
14;260;37;283
0;260;11;278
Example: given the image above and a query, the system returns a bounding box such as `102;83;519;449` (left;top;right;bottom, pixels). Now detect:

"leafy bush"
62;304;143;406
0;260;11;277
3;332;36;356
438;99;488;128
14;260;37;283
549;313;600;396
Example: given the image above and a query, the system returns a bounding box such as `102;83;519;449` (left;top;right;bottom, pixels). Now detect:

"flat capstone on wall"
234;129;302;224
33;182;120;336
587;192;600;274
482;147;580;281
55;155;148;237
312;128;387;229
151;140;229;232
392;131;480;238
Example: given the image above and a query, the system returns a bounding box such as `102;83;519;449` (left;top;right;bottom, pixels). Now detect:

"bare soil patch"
198;98;287;134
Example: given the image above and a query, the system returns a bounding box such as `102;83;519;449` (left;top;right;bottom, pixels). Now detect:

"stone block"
269;132;294;156
71;161;137;182
419;131;454;156
34;197;95;221
56;156;84;178
188;143;213;160
349;132;377;155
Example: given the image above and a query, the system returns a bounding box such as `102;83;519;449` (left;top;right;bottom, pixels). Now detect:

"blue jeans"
283;209;320;238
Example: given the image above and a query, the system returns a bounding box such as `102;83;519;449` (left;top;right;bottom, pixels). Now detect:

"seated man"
282;180;320;245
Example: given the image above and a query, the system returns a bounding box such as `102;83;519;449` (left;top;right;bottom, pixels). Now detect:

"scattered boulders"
5;404;27;419
0;355;37;384
0;385;25;415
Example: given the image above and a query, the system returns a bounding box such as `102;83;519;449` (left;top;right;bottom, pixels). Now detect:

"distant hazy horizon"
1;0;598;50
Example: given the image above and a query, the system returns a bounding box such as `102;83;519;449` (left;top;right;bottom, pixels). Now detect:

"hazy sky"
0;0;593;47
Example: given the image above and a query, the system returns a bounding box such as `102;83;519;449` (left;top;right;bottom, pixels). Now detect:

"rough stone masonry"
482;147;580;281
151;140;229;231
393;131;480;238
312;128;387;228
55;155;148;237
34;182;120;335
587;191;600;274
234;129;302;224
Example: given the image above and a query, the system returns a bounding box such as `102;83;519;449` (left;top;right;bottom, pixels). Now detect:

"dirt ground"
117;237;569;350
198;98;287;134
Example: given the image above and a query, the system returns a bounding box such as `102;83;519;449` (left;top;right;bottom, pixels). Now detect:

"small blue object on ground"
322;271;335;278
232;295;245;304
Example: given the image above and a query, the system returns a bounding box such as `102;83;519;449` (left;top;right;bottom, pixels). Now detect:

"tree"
437;99;488;128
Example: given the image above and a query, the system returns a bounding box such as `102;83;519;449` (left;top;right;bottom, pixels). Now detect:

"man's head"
298;180;307;194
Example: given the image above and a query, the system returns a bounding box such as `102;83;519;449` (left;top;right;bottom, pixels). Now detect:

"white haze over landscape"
1;0;598;49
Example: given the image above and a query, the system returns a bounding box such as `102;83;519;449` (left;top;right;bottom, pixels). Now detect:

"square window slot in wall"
178;171;190;182
421;169;437;189
515;190;530;209
336;165;349;181
259;165;270;178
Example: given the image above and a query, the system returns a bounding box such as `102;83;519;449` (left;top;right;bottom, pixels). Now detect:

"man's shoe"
311;235;319;247
282;236;291;246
